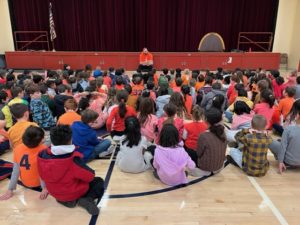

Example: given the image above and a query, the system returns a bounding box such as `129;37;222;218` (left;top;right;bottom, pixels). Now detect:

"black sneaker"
226;155;240;168
78;197;99;215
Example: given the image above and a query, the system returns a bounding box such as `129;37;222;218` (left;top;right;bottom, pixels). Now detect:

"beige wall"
0;0;14;54
273;0;300;69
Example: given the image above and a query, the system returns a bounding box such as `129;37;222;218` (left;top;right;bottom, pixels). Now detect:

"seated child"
138;97;158;143
37;125;104;215
269;99;300;173
106;90;137;137
157;103;184;142
153;123;196;186
0;116;9;154
229;115;272;177
8;104;38;149
72;109;113;162
116;117;153;173
272;87;296;135
57;98;81;126
0;126;48;200
196;108;227;176
183;105;207;164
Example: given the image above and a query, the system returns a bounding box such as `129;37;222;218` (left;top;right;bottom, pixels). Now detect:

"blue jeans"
89;139;111;161
224;110;233;123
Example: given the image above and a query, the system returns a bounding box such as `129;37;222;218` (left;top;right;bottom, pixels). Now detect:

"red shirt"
103;76;112;88
106;105;137;132
184;95;193;116
184;121;208;150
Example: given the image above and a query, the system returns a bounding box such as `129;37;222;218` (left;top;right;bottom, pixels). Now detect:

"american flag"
49;2;57;41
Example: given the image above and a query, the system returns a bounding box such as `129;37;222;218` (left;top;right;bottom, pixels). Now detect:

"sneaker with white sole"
98;144;116;157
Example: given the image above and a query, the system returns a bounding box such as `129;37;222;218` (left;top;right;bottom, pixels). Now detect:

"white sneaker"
98;145;116;157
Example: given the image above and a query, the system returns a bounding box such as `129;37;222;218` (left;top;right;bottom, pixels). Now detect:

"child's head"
233;101;251;115
11;86;24;98
138;97;154;125
158;87;168;96
123;116;141;148
64;98;78;111
26;84;41;99
124;84;132;94
163;103;177;118
189;79;196;88
224;75;231;85
116;76;124;85
284;86;296;98
211;94;225;112
50;125;72;146
57;84;68;94
46;79;56;89
204;76;213;85
181;85;190;95
175;78;183;87
191;105;204;121
276;76;284;86
260;89;275;108
251;115;267;131
205;108;225;142
117;90;129;118
257;79;269;92
212;82;222;90
146;80;155;90
237;88;248;97
0;90;8;104
198;74;205;82
287;99;300;123
159;124;179;148
22;126;45;148
10;103;29;120
297;76;300;85
81;109;99;125
271;70;280;78
170;92;186;117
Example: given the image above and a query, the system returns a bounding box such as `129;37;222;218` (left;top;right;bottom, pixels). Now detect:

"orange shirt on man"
139;52;153;64
13;143;47;187
57;111;81;126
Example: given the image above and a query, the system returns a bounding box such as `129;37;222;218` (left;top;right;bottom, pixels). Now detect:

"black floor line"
88;159;116;225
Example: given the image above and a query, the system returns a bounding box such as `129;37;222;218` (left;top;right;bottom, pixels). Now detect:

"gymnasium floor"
0;144;299;225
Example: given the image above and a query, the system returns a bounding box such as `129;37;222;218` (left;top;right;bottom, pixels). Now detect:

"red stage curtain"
9;0;279;52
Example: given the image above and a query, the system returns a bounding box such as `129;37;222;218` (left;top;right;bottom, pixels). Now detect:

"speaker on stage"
0;55;6;69
198;32;225;52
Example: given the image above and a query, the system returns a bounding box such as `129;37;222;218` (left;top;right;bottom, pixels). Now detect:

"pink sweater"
231;112;254;130
153;142;195;186
254;102;275;128
140;114;158;142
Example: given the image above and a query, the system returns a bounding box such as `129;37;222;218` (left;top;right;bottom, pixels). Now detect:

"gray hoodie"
201;89;228;111
156;95;170;118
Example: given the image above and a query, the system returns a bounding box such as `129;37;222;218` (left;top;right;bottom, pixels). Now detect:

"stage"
5;51;280;70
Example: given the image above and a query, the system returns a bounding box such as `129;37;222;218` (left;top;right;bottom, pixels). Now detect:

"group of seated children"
0;66;299;215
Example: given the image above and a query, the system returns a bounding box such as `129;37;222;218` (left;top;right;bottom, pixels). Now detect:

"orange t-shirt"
131;84;144;96
13;144;47;187
139;52;153;64
184;95;193;116
8;121;38;149
277;97;295;119
57;111;81;126
195;81;205;92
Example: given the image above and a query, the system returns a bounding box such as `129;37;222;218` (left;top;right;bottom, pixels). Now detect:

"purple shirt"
153;142;195;186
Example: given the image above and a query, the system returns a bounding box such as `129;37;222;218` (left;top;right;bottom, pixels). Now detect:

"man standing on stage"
139;48;153;72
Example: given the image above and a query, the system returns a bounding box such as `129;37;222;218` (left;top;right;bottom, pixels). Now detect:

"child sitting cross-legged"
72;109;113;162
0;126;48;200
116;116;153;173
37;125;104;215
228;115;272;177
153;123;196;186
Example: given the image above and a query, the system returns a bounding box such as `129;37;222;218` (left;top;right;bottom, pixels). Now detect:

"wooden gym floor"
0;145;299;225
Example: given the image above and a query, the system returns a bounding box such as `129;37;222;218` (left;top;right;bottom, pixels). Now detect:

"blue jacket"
71;121;100;160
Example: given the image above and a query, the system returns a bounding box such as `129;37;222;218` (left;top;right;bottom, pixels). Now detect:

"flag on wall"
49;2;57;41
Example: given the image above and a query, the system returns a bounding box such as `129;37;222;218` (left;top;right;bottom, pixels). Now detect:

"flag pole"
49;2;57;52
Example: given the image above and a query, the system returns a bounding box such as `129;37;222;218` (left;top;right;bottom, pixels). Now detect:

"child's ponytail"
117;90;129;118
261;89;275;108
205;108;226;142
